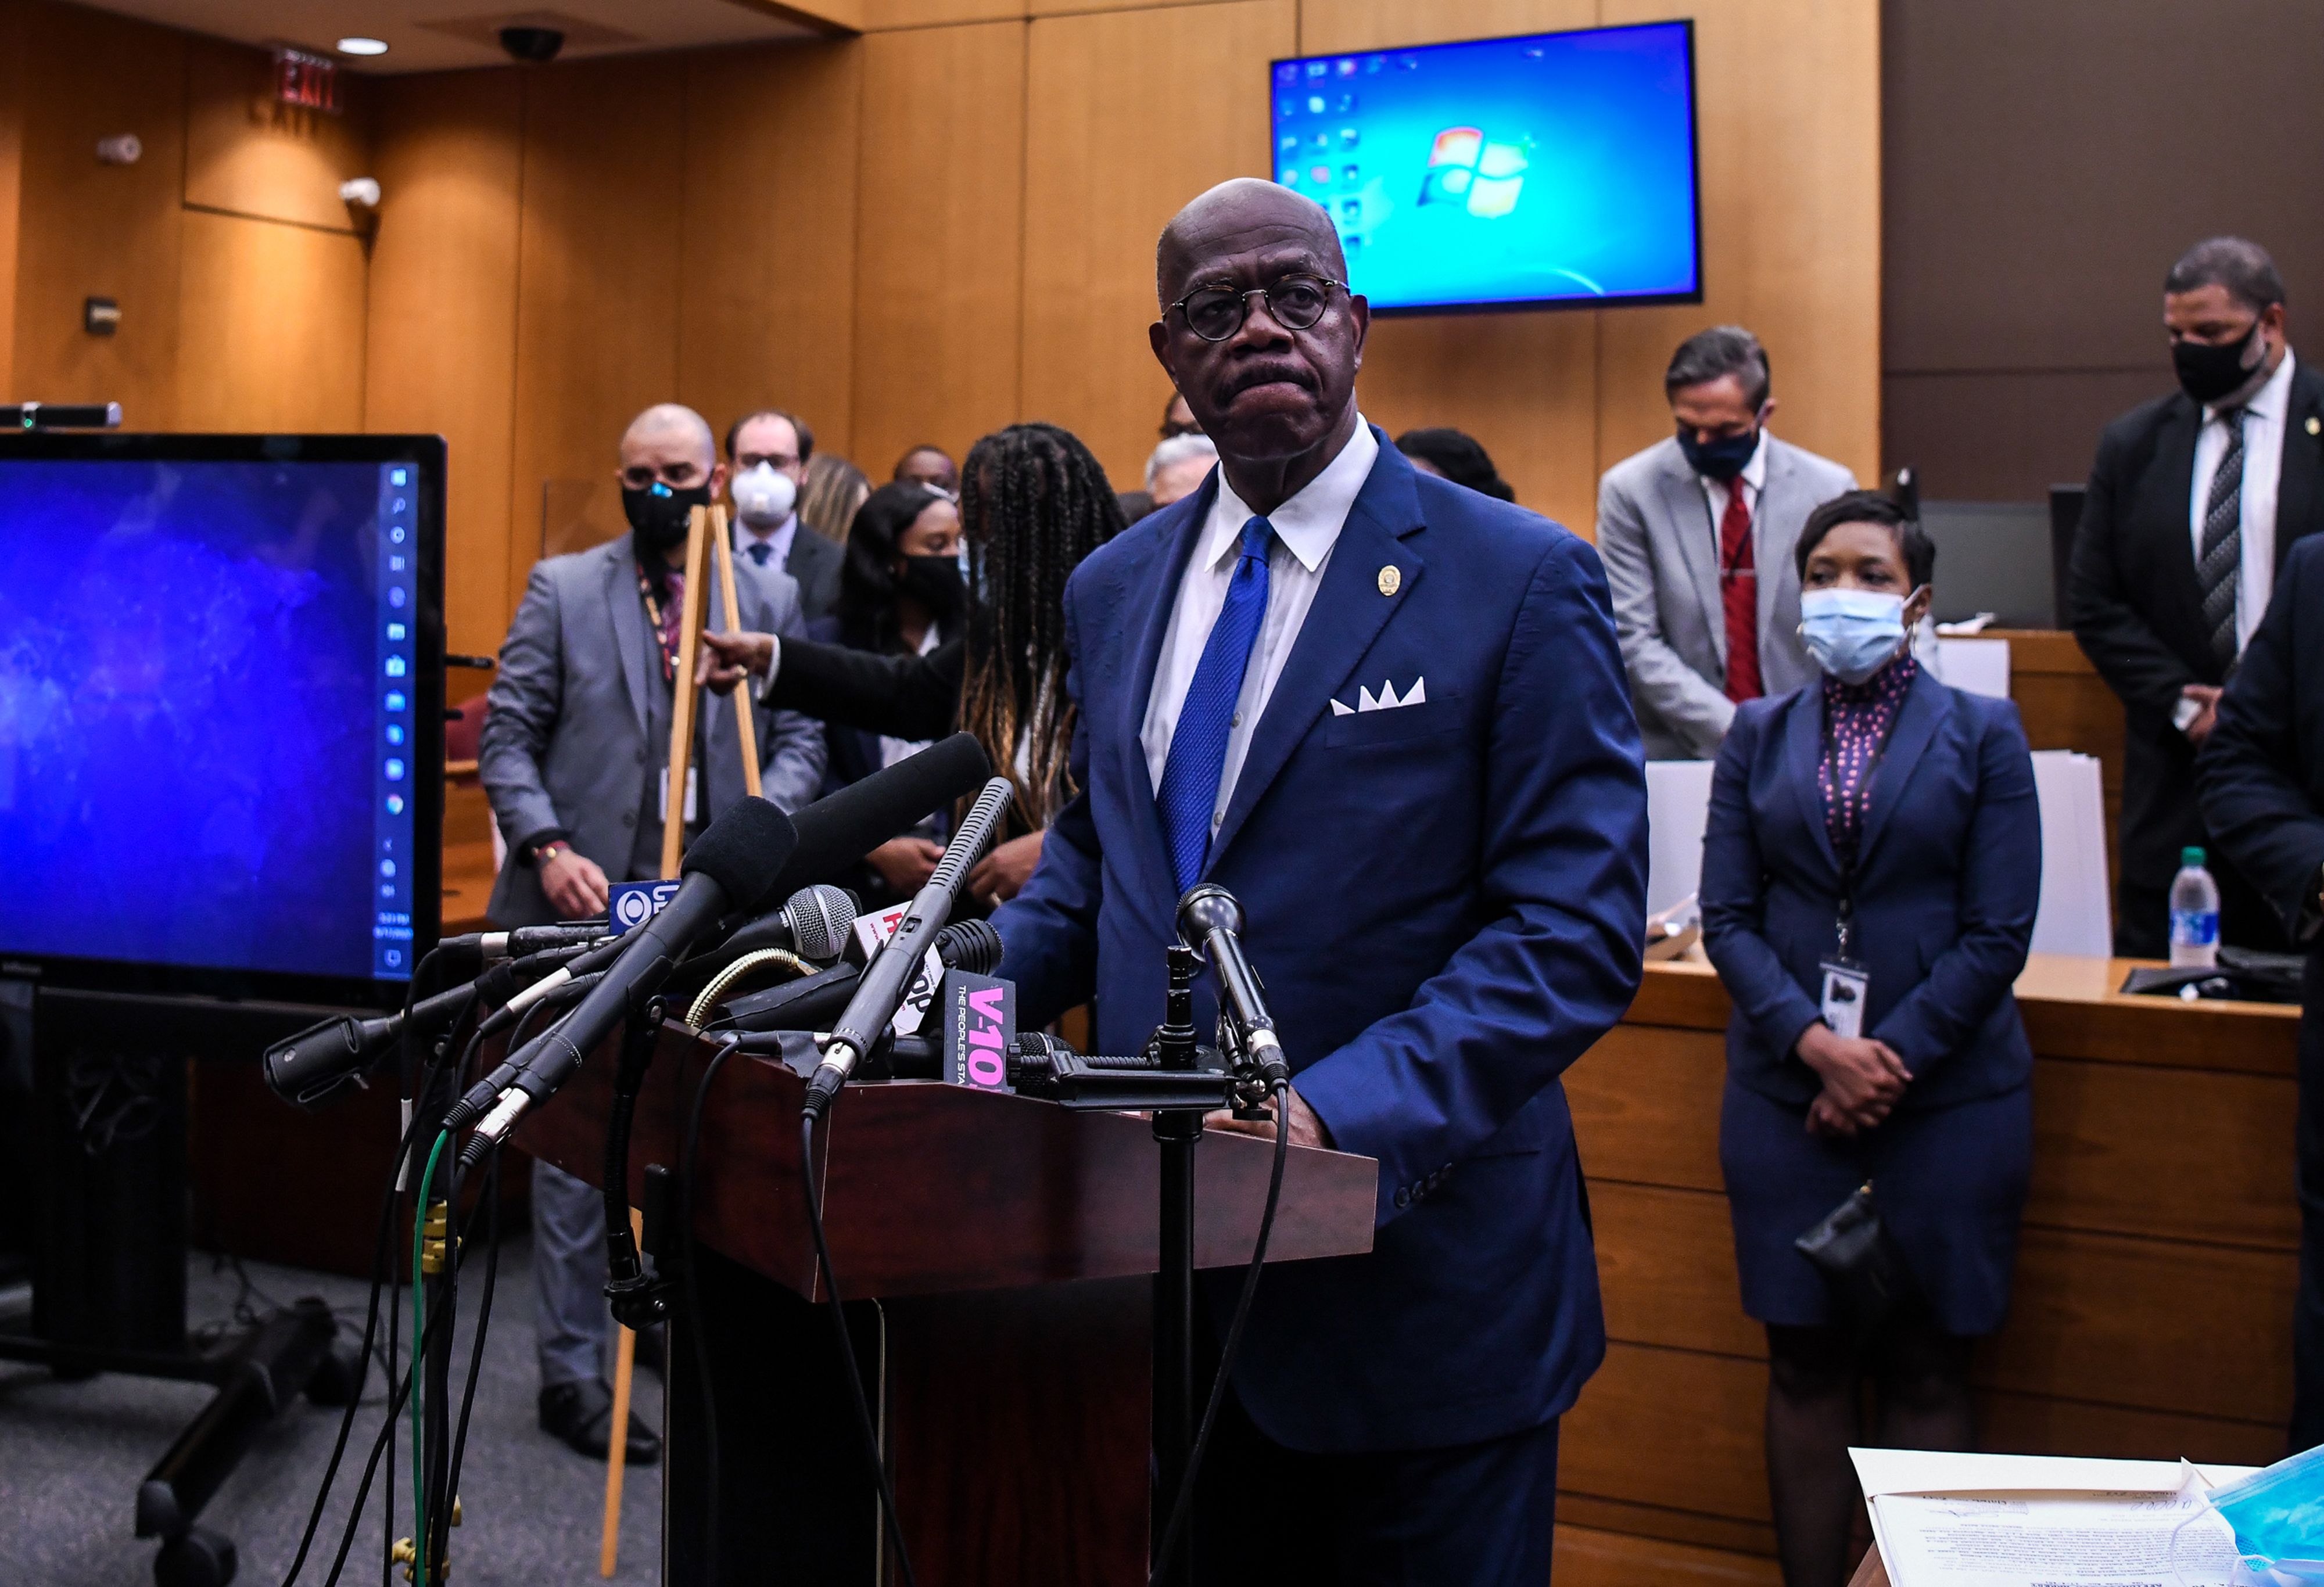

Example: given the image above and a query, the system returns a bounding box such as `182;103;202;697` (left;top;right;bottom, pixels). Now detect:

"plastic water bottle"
2169;846;2221;969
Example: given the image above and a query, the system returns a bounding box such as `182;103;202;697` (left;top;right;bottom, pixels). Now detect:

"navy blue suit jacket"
1701;667;2040;1110
2200;535;2324;939
994;433;1648;1453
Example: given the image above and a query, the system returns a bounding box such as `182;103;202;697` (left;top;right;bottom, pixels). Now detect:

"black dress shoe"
538;1380;661;1465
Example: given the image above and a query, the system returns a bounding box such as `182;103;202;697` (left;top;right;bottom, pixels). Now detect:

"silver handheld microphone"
1175;883;1288;1085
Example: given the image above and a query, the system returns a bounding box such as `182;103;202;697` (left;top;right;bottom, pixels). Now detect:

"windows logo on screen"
1416;127;1532;218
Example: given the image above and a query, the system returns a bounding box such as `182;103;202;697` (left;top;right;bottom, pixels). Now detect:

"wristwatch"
531;839;571;867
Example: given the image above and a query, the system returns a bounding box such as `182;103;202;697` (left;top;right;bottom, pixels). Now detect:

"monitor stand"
0;979;364;1587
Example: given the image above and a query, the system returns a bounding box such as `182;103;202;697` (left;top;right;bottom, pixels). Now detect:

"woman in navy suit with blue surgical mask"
1701;490;2042;1587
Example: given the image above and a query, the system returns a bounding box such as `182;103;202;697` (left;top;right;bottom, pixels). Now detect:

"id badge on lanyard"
1819;957;1870;1040
1820;881;1868;1040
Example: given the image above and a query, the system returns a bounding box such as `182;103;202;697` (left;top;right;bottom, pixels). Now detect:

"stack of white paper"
1853;1448;2260;1587
1644;759;1717;918
1936;638;2013;701
2029;751;2111;958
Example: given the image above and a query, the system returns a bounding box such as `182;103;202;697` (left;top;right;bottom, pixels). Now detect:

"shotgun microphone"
1176;884;1288;1085
803;776;1014;1119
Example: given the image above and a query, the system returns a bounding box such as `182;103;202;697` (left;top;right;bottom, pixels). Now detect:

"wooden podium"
518;1025;1379;1585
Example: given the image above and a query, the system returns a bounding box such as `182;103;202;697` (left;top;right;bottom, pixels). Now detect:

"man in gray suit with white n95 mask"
1597;326;1859;759
479;400;823;1463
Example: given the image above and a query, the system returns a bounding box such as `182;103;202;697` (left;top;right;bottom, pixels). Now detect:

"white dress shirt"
2189;347;2294;655
738;511;799;573
1697;429;1769;548
1139;418;1380;835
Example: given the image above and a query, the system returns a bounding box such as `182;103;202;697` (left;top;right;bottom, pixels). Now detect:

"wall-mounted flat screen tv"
1269;20;1702;314
0;433;446;1010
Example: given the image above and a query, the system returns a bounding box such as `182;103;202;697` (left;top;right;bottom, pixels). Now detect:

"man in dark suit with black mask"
2072;236;2324;956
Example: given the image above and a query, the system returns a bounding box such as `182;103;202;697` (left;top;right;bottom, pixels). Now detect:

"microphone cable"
800;1108;920;1587
680;1036;742;1586
409;1128;451;1582
1147;1078;1293;1586
436;1146;502;1585
280;1032;459;1587
316;1169;503;1587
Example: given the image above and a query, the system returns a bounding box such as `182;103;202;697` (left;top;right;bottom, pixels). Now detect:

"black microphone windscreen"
680;796;800;914
768;733;993;898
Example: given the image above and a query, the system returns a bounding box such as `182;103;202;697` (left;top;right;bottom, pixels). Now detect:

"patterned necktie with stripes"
2198;407;2247;669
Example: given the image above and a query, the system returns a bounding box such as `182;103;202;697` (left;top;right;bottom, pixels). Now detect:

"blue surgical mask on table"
1799;588;1907;685
2208;1445;2324;1580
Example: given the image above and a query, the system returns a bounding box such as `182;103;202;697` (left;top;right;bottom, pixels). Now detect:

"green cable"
411;1129;451;1587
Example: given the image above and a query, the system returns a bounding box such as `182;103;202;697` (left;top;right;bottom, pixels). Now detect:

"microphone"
1176;884;1288;1085
933;918;1003;974
763;733;991;902
264;984;472;1110
435;921;609;965
712;883;859;965
261;940;602;1110
803;776;1014;1118
455;798;798;1159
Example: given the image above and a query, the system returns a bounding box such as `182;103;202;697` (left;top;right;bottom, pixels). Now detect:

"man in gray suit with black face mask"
1597;326;1858;759
480;400;823;1463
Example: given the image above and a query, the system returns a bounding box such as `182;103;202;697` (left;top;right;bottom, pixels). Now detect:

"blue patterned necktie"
1158;516;1275;894
747;539;773;566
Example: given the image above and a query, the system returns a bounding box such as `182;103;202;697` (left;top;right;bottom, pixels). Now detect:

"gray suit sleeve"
754;581;827;812
479;562;568;853
1596;469;1735;756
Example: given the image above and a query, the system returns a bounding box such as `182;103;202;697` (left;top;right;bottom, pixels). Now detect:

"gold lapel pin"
1378;565;1401;597
2307;415;2319;436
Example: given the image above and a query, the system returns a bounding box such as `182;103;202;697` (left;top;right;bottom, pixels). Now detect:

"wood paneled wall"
346;0;1877;652
0;0;1878;649
0;3;372;436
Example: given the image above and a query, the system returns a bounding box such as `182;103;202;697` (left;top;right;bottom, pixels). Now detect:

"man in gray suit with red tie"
1596;326;1858;759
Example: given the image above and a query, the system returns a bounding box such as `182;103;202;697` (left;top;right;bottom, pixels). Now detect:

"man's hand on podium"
1207;1086;1330;1149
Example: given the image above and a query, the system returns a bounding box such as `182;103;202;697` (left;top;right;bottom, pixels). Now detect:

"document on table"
1853;1449;2262;1587
1874;1486;2238;1586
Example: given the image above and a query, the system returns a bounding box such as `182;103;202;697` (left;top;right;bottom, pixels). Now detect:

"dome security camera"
498;26;564;62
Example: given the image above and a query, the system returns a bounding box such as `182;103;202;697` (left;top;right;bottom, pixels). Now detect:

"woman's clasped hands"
1793;1021;1910;1136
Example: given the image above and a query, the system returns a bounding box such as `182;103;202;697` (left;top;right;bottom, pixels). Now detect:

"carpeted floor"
0;1237;665;1586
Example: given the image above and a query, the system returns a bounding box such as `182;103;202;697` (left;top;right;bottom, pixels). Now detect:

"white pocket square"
1331;676;1426;716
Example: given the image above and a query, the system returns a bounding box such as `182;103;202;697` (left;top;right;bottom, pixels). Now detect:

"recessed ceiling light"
336;37;389;56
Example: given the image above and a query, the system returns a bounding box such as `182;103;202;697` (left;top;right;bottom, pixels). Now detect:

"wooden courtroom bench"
1548;954;2299;1587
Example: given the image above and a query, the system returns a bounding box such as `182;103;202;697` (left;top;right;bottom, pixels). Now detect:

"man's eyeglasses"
1168;274;1346;343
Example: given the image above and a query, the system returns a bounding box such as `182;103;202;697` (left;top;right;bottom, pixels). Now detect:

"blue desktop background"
0;461;385;980
1271;22;1699;311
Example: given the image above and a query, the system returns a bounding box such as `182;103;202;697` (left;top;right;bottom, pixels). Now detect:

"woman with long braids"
702;421;1128;904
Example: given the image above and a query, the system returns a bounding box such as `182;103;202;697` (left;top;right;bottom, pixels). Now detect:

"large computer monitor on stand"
0;430;447;1587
